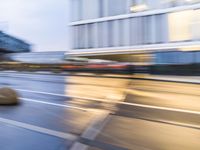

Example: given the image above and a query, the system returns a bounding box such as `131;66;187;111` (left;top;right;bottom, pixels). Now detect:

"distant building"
0;31;31;53
68;0;200;64
4;51;65;63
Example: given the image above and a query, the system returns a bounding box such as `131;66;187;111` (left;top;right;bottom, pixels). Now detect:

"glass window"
121;19;131;46
142;16;149;44
99;0;107;17
179;52;195;64
155;51;181;64
87;23;97;48
148;15;156;44
107;0;128;16
117;19;126;47
191;9;200;40
82;0;100;20
98;22;109;48
71;0;82;21
194;51;200;63
142;15;159;44
145;0;163;9
75;25;88;49
168;10;193;42
130;17;143;45
155;14;169;43
107;21;115;47
71;26;79;49
112;20;120;47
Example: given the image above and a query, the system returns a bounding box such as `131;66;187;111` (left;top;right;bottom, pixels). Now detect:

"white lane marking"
0;72;66;78
17;89;66;97
133;75;200;84
16;88;107;101
81;111;110;139
20;98;88;112
70;142;88;150
70;111;110;150
16;88;200;116
0;72;130;79
0;117;77;140
120;102;200;115
0;73;64;81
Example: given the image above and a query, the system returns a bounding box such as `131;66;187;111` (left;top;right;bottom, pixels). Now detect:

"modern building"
68;0;200;64
0;31;31;53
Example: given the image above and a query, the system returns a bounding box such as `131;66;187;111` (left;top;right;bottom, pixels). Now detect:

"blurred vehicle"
1;51;200;75
0;52;133;74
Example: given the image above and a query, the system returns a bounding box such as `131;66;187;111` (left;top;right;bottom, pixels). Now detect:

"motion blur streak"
0;71;199;149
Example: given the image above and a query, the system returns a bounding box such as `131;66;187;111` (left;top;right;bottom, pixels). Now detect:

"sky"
0;0;70;52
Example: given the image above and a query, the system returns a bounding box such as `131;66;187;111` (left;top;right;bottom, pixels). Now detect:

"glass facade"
107;0;127;16
69;0;200;66
71;5;200;50
0;31;31;52
168;10;193;42
71;0;81;21
71;13;171;49
70;0;200;21
98;22;109;48
154;51;199;64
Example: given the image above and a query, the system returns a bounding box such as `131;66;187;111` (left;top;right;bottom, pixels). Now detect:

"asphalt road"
0;72;200;150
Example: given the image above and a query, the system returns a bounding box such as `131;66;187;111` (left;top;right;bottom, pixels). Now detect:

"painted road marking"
0;117;77;140
20;98;88;112
17;89;67;97
120;101;200;115
17;88;200;116
0;72;132;80
70;111;110;150
8;87;200;116
16;88;108;101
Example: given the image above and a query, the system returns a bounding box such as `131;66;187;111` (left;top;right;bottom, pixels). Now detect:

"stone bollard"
0;87;19;105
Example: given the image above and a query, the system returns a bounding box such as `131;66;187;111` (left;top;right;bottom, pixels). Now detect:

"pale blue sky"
0;0;70;51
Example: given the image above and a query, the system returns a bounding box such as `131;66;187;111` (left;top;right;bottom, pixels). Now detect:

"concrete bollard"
0;87;19;105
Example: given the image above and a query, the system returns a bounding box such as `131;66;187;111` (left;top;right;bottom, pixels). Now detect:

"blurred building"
3;51;65;63
69;0;200;64
0;31;31;53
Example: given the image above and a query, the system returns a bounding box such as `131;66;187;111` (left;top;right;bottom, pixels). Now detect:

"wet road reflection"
0;72;199;149
65;75;130;111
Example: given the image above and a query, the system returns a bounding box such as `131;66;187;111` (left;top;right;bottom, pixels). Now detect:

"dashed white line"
17;89;66;97
0;117;77;140
15;88;200;116
120;101;200;115
16;88;108;102
20;97;89;112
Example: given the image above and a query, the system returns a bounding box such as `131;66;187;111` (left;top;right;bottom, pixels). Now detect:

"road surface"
0;72;199;150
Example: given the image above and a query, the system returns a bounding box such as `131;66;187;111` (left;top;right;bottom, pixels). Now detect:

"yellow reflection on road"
65;75;130;102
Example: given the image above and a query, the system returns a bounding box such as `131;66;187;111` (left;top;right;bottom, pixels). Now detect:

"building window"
82;0;100;20
71;0;82;21
74;24;88;49
168;10;193;42
155;14;169;43
97;22;109;48
130;17;143;45
191;9;200;40
107;21;115;47
107;0;128;16
121;19;131;46
87;23;97;48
